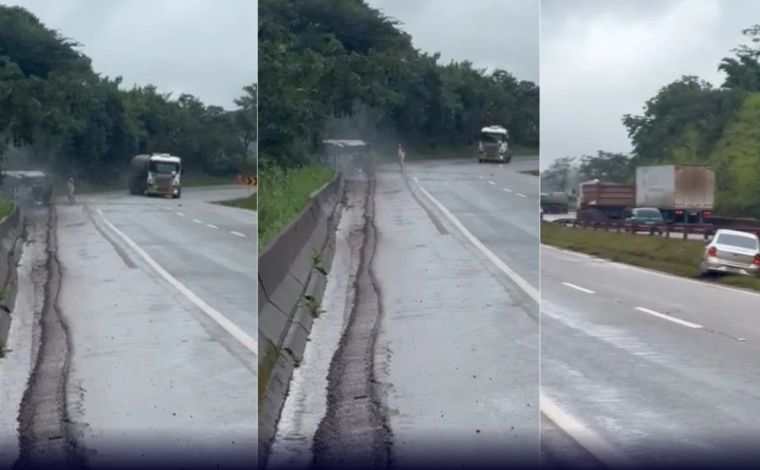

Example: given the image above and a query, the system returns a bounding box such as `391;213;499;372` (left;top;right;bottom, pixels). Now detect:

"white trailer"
635;165;715;223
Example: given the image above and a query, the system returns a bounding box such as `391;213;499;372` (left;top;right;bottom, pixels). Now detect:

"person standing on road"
67;177;76;205
397;143;406;172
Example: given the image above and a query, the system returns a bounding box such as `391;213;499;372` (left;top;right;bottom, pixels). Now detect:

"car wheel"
699;262;710;278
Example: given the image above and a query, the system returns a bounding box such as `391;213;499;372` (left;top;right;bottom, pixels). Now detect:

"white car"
699;229;760;277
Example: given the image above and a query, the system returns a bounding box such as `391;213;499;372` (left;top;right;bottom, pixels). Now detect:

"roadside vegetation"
259;0;538;243
0;198;13;219
220;193;258;212
257;165;335;249
0;5;256;187
542;25;760;218
541;222;760;291
260;0;538;167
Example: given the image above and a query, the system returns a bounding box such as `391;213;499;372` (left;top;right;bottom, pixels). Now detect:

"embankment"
541;222;760;291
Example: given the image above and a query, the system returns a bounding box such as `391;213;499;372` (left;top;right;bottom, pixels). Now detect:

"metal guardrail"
557;219;760;240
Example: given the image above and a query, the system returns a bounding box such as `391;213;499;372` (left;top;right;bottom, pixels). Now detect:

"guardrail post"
683;227;688;241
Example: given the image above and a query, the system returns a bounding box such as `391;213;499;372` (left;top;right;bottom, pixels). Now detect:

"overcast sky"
541;0;758;168
365;0;539;83
5;0;257;109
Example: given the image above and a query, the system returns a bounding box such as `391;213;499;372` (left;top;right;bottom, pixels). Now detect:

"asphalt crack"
312;174;392;469
15;207;86;469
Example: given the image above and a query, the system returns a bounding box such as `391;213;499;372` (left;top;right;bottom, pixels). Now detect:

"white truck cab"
129;153;183;198
478;125;511;163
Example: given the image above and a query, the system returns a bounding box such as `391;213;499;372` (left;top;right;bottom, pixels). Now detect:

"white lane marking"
541;393;634;468
206;224;218;229
478;175;485;179
230;231;246;238
95;209;257;354
634;306;702;329
562;282;596;294
193;219;202;224
504;188;513;193
541;244;760;300
176;212;185;216
488;180;496;185
517;192;527;198
413;177;538;302
412;178;628;462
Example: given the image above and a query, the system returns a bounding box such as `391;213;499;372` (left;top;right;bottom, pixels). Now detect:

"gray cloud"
541;0;758;168
365;0;539;82
5;0;257;109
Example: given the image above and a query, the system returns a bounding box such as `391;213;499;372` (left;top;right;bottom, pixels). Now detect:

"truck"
128;153;182;198
576;179;635;221
2;170;53;205
635;165;714;223
477;125;511;163
540;192;569;214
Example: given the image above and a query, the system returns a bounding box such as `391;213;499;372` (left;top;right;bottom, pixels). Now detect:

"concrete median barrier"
0;206;27;351
257;174;346;466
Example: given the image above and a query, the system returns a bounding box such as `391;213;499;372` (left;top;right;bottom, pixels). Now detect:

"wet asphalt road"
267;156;541;467
541;244;760;466
55;186;256;466
405;157;540;287
374;157;540;465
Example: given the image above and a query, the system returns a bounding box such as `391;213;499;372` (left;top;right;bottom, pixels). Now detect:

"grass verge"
220;193;257;211
181;172;239;187
258;164;335;249
541;222;760;290
0;198;13;220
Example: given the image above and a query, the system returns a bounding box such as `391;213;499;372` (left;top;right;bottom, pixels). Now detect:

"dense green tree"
259;0;539;167
578;151;634;183
0;5;256;183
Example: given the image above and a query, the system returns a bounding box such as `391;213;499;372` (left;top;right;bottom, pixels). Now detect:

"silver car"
699;229;760;276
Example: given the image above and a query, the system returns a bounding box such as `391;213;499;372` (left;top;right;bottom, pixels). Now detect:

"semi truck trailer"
635;165;714;223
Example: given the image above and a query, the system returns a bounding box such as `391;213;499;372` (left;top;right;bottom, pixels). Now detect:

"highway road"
541;243;760;467
51;186;256;466
269;157;540;468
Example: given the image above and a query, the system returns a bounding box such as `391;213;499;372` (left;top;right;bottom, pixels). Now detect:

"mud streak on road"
312;175;392;469
16;207;85;469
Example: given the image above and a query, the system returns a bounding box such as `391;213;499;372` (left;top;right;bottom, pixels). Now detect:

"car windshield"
634;209;662;219
149;162;179;174
716;233;759;250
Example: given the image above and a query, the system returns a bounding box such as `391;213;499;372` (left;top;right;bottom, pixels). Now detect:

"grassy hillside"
707;92;760;217
657;92;760;218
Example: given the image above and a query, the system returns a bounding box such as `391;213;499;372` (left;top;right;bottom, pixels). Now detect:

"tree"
0;5;255;182
541;157;576;192
258;0;538;167
578;151;634;183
